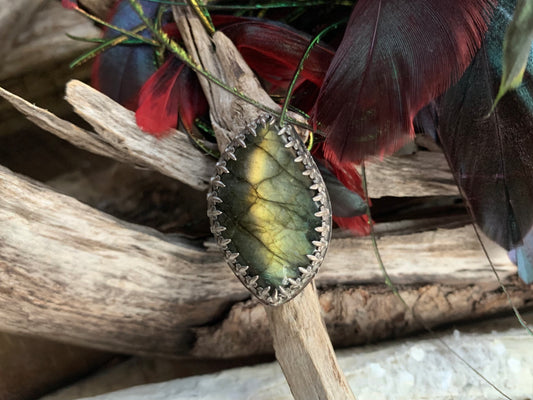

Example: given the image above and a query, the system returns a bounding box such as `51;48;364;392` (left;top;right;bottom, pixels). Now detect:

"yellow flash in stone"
210;117;327;304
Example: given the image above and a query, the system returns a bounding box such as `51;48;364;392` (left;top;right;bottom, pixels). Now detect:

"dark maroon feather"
438;0;533;253
217;16;334;91
312;0;495;162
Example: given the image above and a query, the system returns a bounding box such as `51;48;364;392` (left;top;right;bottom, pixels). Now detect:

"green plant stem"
127;0;315;132
279;19;345;126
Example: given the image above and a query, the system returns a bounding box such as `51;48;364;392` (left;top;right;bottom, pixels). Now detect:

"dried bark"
0;162;531;359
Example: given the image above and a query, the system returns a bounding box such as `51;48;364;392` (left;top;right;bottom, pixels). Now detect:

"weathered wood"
0;1;100;81
266;284;356;400
1;81;460;197
40;320;533;400
1;160;531;359
173;6;280;152
0;83;213;191
173;7;355;398
364;151;459;198
0;332;114;400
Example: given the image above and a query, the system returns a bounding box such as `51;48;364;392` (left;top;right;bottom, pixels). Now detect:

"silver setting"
207;114;332;306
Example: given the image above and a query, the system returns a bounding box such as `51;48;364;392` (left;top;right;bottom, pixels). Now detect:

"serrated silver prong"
247;275;259;286
225;148;237;161
294;155;304;162
313;194;323;202
298;266;310;275
246;125;257;136
209;195;223;203
210;176;226;188
310;183;320;190
207;208;222;218
211;222;226;234
218;238;231;247
235;264;249;276
278;285;288;296
315;225;325;233
216;163;229;175
226;252;239;262
235;136;246;148
315;208;329;218
307;254;319;262
287;278;299;286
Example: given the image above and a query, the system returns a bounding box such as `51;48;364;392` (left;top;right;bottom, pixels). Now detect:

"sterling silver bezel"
207;115;332;306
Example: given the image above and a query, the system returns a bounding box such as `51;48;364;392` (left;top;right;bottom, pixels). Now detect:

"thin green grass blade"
126;0;316;133
493;0;533;108
360;163;514;400
279;19;345;126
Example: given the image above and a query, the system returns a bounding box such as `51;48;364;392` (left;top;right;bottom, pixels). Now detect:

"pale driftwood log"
0;83;212;191
266;284;356;400
364;152;459;197
173;7;354;398
0;163;531;358
41;321;533;400
1;81;459;197
0;0;45;57
0;1;100;81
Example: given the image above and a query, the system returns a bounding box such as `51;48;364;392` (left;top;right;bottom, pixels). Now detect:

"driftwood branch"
0;163;530;359
1;80;458;197
0;1;100;81
176;6;355;397
266;284;356;400
0;83;212;191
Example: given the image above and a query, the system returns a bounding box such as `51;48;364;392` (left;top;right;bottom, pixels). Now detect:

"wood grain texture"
266;284;356;400
1;163;531;359
0;0;100;81
364;151;460;198
0;82;213;191
173;6;280;152
1;80;460;197
173;8;355;398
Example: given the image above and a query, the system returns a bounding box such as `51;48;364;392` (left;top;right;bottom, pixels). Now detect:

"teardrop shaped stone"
208;115;331;305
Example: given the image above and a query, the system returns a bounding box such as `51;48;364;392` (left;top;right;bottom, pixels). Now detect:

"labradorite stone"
217;124;322;290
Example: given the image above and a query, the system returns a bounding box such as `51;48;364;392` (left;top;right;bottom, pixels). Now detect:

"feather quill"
312;0;495;162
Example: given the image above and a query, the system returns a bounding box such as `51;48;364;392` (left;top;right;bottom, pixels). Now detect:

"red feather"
313;143;370;235
216;16;334;91
61;0;79;10
136;57;208;136
312;0;496;162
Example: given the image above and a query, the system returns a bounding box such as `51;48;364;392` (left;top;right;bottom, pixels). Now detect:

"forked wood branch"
0;155;531;358
1;81;530;358
173;6;355;398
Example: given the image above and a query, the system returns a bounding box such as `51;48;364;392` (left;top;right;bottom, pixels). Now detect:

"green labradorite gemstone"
208;115;332;306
